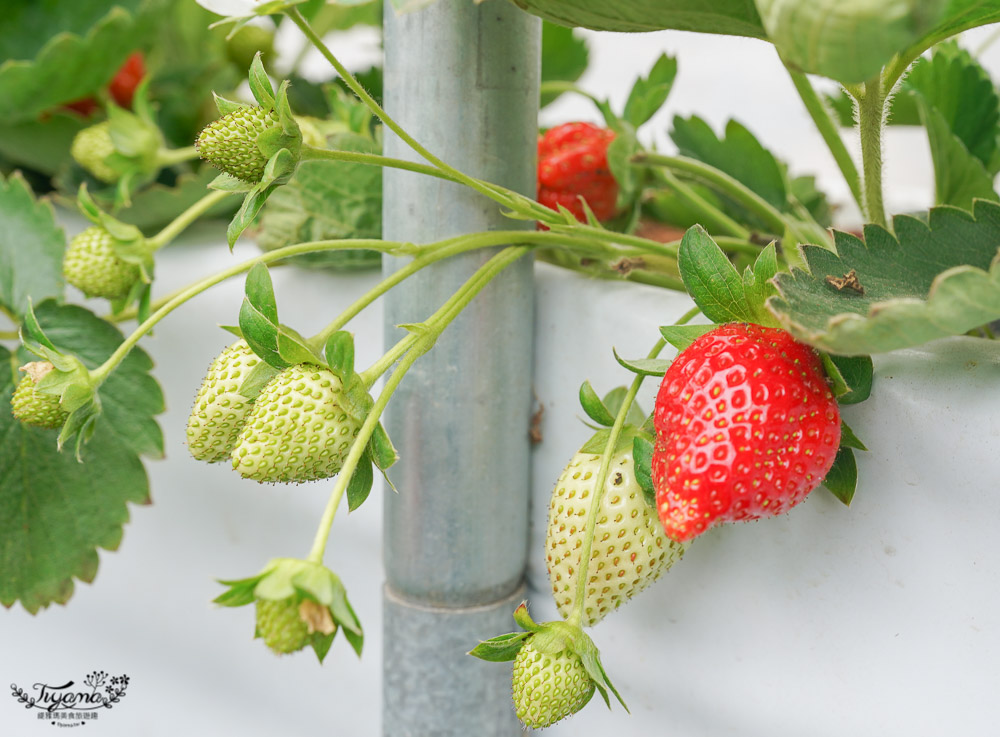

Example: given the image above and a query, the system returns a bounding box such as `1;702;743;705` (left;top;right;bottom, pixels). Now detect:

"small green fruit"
231;364;362;483
511;641;595;729
255;597;311;654
10;362;68;430
196;106;280;183
63;226;141;300
186;340;262;463
70;121;119;183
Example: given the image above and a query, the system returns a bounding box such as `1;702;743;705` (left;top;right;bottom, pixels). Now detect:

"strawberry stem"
152;145;199;169
565;305;699;628
306;245;531;564
850;73;889;230
146;189;234;251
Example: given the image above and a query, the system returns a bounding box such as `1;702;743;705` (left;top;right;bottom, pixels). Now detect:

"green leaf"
632;433;656;508
659;323;717;351
622;54;677;129
671;116;788;217
275;327;318;366
213;575;263;607
509;0;766;36
769;202;1000;354
678;225;756;323
579;380;615;427
256;133;382;271
247;52;275;108
370;422;398;472
540;22;589;108
604;123;642;211
600;387;646;428
0;303;162;612
0;0;165;123
0;112;87;174
228;183;280;248
346;451;374;512
468;631;531;662
0;173;65;319
612;349;670;377
906;43;1000;171
822;445;858;505
919;101;998;211
237;360;279;401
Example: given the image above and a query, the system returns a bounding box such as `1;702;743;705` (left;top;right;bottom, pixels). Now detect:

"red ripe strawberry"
652;323;840;542
108;52;146;109
537;122;617;222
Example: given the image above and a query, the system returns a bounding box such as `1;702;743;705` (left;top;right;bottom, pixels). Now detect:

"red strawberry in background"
652;323;840;542
538;121;618;222
63;51;146;116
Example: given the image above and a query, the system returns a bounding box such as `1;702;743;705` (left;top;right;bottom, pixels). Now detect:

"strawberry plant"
4;0;1000;734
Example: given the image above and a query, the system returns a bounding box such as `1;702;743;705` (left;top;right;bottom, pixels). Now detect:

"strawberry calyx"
469;603;627;728
214;557;363;663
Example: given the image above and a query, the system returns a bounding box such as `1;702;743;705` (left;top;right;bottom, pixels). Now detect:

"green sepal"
324;331;356;378
245;263;278;322
605;122;641;211
227;182;279;248
275;79;300;139
612;348;670;377
239;298;285;369
237;360;280;401
248;52;275;109
822;445;858;506
580;425;639;456
839;421;868;452
276;326;320;366
632;432;656;509
370;421;398;471
76;183;103;223
600;386;645;427
21;300;60;354
823;354;874;405
346;449;374;512
213;91;246;116
659;323;717;352
512;602;540;632
579;380;615;427
209;172;254;193
219;325;244;339
468;631;532;662
213;574;264;607
311;632;336;663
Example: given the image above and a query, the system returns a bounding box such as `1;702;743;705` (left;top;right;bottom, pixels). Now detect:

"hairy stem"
784;66;864;212
854;75;888;229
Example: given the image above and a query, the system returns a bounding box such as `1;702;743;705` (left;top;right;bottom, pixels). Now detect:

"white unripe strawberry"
10;362;68;430
511;640;595;729
547;449;685;626
186;340;261;463
196;106;280;183
63;226;141;300
231;363;363;483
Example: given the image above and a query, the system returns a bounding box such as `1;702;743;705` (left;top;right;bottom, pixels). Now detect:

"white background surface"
3;6;1000;737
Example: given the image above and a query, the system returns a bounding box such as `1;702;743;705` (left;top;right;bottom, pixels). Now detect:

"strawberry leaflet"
769;201;1000;355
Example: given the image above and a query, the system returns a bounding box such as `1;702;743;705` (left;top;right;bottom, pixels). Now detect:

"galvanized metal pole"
381;1;540;735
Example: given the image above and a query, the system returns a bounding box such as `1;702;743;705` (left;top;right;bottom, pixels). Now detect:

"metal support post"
381;0;540;734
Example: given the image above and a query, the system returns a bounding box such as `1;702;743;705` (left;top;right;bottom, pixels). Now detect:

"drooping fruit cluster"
186;340;261;463
547;449;684;626
10;362;68;430
511;640;595;729
230;364;363;483
537;122;618;222
196;106;280;183
62;226;141;300
652;323;841;542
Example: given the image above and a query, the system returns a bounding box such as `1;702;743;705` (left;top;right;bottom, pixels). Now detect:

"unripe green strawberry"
70;121;119;183
231;364;363;483
255;597;312;654
547;449;685;626
196;106;280;183
10;362;68;430
63;226;141;300
511;641;595;729
186;340;261;463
